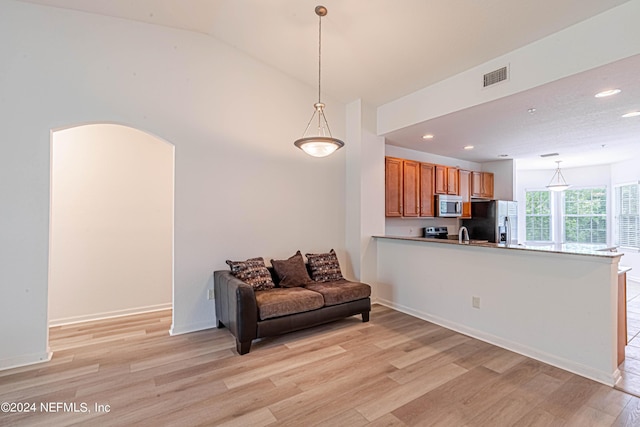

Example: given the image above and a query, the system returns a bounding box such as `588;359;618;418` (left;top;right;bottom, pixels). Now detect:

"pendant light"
546;160;571;192
294;5;344;158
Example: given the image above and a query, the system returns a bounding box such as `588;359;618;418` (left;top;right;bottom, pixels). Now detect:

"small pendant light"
546;160;571;192
294;5;344;158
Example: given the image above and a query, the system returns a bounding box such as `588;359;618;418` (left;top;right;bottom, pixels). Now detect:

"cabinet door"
459;169;471;218
483;172;494;199
419;163;435;217
385;157;403;217
447;167;459;195
434;165;448;194
402;160;420;217
471;171;483;198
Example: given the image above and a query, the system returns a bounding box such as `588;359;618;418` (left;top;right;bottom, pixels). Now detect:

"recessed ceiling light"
422;134;434;140
527;108;536;114
463;145;474;150
622;111;640;118
594;89;621;98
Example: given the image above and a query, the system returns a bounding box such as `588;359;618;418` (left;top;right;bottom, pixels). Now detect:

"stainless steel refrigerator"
462;200;518;245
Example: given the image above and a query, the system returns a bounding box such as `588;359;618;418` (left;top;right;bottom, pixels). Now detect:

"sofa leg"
236;339;252;355
217;320;225;329
362;311;370;322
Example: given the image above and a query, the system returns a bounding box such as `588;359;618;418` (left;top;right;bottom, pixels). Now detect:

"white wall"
482;160;515;201
49;124;173;325
376;237;620;386
377;1;640;135
0;1;346;369
345;100;386;283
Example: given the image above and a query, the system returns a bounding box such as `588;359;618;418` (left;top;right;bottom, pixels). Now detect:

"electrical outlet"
208;289;215;300
472;296;480;309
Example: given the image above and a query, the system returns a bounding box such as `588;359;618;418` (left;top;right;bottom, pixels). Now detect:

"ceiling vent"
540;152;559;158
483;66;508;88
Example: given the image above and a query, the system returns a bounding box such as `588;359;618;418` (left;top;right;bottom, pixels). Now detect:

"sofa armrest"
214;270;258;349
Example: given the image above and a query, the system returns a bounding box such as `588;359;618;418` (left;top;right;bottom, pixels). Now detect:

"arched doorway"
48;123;174;328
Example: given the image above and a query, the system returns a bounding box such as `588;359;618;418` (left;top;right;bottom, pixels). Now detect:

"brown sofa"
214;266;371;355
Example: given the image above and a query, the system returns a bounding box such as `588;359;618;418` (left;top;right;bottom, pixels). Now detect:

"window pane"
525;190;551;241
563;187;607;244
616;184;640;249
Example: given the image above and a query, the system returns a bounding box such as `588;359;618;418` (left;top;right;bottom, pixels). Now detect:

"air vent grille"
483;66;508;87
540;153;559;158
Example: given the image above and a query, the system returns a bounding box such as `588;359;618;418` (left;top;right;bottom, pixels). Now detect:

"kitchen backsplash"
385;217;458;237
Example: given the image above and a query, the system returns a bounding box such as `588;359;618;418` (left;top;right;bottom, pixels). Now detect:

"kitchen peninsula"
374;235;624;386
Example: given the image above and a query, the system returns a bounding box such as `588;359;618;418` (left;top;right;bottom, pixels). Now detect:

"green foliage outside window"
525;191;551;241
563;188;607;243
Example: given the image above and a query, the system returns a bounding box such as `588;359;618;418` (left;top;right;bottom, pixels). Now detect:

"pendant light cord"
318;12;322;105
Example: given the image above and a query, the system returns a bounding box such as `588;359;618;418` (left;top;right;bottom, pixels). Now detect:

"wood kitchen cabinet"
435;165;459;195
385;157;436;217
458;169;472;219
385;157;403;217
402;160;420;217
471;171;494;199
419;163;435;217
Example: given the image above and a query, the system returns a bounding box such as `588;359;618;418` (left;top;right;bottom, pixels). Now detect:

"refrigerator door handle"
504;216;511;247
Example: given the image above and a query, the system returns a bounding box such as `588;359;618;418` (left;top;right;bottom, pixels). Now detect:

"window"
525;190;551;241
615;183;640;249
563;187;607;244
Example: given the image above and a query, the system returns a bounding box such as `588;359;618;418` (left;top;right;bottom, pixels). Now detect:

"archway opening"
48;123;174;336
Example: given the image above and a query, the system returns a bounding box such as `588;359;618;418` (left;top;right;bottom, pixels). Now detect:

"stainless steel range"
422;226;449;239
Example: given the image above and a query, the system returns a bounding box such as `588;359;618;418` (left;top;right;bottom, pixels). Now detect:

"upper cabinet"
385;157;403;217
435;165;459;195
385;157;436;218
402;160;420;217
471;171;494;199
386;156;494;217
419;163;435;217
458;169;472;219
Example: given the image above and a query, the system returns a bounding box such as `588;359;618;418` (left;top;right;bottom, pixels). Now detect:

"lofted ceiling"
16;0;640;169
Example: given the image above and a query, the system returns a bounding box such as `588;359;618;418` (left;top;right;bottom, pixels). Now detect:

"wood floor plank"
357;362;468;422
2;304;640;426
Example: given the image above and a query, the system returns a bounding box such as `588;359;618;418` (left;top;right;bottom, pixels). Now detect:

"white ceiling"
17;0;640;169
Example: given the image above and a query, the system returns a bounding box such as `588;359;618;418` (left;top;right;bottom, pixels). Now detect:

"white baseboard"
170;318;217;336
49;303;172;327
0;350;52;372
373;297;617;387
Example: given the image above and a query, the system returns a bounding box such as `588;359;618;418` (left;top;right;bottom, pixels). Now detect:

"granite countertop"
374;235;624;258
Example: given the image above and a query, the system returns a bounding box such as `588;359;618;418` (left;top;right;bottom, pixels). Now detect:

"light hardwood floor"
616;279;640;397
2;305;640;426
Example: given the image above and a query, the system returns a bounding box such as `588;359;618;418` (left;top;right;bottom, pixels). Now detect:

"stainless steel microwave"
435;195;463;217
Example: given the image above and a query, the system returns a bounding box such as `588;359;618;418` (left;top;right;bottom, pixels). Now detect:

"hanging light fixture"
294;5;344;158
546;160;571;192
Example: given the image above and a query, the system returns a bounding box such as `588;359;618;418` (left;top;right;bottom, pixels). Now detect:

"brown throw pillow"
271;251;312;288
225;257;275;291
305;249;344;282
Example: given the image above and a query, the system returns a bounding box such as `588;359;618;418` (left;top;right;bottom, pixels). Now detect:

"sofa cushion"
305;280;371;306
226;257;275;291
255;287;324;320
305;249;344;282
271;251;313;288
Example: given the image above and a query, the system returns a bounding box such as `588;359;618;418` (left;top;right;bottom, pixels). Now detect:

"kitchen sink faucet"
458;226;469;244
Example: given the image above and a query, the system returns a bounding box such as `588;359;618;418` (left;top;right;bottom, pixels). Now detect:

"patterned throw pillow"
271;251;313;288
305;249;344;282
226;257;275;291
